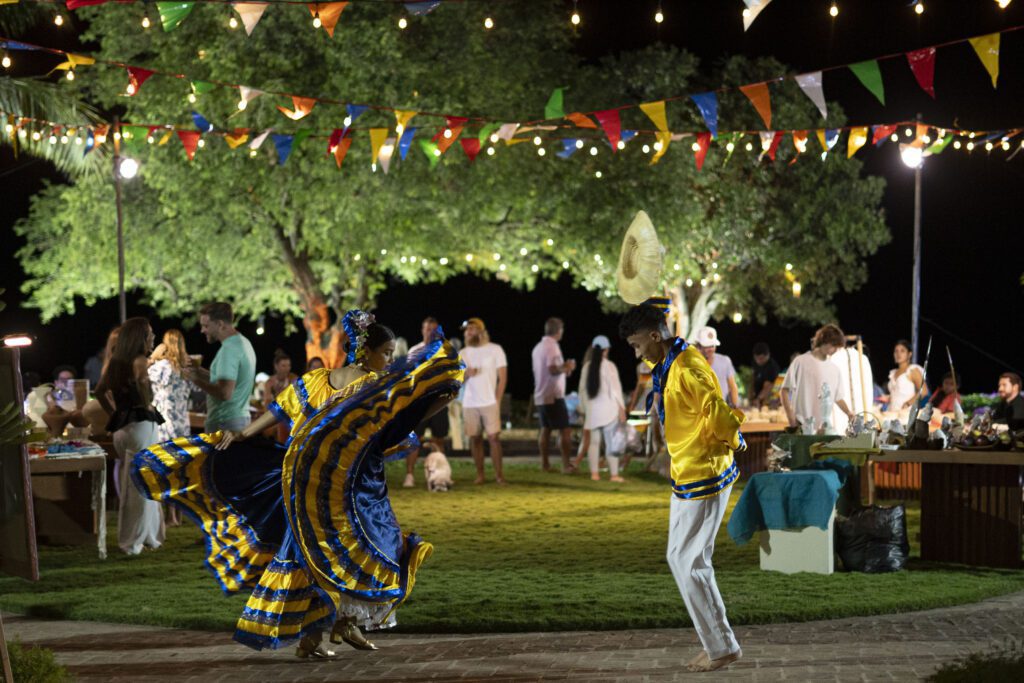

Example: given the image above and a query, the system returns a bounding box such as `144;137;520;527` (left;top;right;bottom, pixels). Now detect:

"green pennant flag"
544;87;565;120
157;2;195;32
477;122;501;144
419;139;440;168
120;125;149;149
722;132;743;166
293;128;313;149
926;135;953;155
191;81;217;95
848;60;885;105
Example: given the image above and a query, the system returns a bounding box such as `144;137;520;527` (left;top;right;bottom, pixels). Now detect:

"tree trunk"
669;281;719;340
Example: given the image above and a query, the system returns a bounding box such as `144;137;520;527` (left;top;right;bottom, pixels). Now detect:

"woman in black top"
97;317;165;555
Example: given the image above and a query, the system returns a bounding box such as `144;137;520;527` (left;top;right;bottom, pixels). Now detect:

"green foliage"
960;393;1000;413
6;640;71;683
928;640;1024;682
0;402;44;445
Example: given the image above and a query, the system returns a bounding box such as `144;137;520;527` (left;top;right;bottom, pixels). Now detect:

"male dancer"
619;304;743;673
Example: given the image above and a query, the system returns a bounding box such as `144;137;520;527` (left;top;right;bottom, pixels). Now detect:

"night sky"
2;0;1023;399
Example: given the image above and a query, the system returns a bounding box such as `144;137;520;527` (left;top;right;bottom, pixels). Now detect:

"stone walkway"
5;592;1023;682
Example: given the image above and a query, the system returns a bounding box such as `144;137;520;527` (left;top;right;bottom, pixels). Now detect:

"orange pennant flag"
177;130;201;161
225;128;250;149
334;136;353;169
739;83;772;129
309;2;348;38
369;128;388;165
565;112;597;129
277;96;317;121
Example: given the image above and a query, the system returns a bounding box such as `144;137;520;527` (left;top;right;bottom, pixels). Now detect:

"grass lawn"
2;460;1023;633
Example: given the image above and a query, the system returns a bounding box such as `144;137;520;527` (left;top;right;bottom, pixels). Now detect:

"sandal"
295;634;337;659
330;616;379;651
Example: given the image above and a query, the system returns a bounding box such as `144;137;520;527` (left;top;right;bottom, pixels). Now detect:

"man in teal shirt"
184;302;256;432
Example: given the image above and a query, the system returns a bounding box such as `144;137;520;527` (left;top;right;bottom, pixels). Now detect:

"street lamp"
900;142;924;364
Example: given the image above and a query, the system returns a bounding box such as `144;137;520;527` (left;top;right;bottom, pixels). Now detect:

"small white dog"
422;446;454;492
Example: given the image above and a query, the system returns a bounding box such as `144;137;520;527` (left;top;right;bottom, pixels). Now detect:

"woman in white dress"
148;329;195;526
885;339;926;416
578;335;627;482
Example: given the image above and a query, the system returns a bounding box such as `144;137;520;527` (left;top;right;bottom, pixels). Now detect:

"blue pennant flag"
405;1;441;15
398;127;418;160
557;139;580;158
272;134;294;165
690;92;718;139
0;40;38;51
191;111;214;133
83;129;95;156
343;104;368;136
621;130;638;143
824;129;840;148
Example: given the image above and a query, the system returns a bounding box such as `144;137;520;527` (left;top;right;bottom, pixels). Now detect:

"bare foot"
686;651;707;669
688;649;742;673
610;476;626;483
495;478;508;486
474;476;485;485
590;474;601;481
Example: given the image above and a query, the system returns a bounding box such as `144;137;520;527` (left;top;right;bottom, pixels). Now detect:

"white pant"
113;421;165;555
587;422;620;477
666;487;739;660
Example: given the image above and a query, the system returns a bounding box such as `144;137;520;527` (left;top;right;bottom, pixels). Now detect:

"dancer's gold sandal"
295;634;337;659
330;616;379;651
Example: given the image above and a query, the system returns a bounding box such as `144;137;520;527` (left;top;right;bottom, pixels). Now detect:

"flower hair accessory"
342;309;376;365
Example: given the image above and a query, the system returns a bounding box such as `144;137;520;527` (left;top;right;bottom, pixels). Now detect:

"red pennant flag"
906;47;937;99
739;83;772;128
327;128;344;155
871;125;897;145
764;131;783;161
460;137;481;162
333;136;353;169
693;132;711;171
126;67;154;97
435;116;467;153
177;130;201;161
594;109;621;151
565;112;597;129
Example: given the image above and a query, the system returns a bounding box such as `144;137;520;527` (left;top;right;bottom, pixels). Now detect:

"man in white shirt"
531;317;577;473
460;318;508;485
781;324;856;435
694;326;739;407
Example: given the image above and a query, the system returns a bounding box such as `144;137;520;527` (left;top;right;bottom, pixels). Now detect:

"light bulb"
54;14;64;27
562;261;570;269
655;10;664;24
533;135;542;145
966;141;975;151
433;148;441;157
531;264;540;273
914;1;924;15
66;70;75;81
900;147;923;168
595;171;602;178
484;17;494;29
574;139;584;149
985;142;994;151
31;131;41;141
2;54;10;69
691;141;701;152
147;136;154;144
742;9;751;18
616;140;625;150
922;135;931;144
653;141;663;151
519;247;528;256
313;14;322;28
486;146;495;156
785;263;794;271
1002;141;1010;150
997;0;1012;8
238;99;248;111
443;129;453;139
188;93;197;104
229;17;238;29
732;312;743;324
685;278;694;287
381;249;388;255
197;139;206;148
48;135;57;145
493;252;501;260
343;115;352;127
642;144;650;153
126;83;136;95
546;238;554;246
890;133;899;142
953;140;962;149
489;133;499;143
537;147;546;156
904;127;913;137
60;135;69;144
118;157;139;179
570;11;580;26
142;16;151;29
726;142;735;152
589;146;598;156
829;3;839;18
792;282;802;298
398;17;408;29
396;124;404;135
465;253;473;262
745;142;753;151
439;257;449;265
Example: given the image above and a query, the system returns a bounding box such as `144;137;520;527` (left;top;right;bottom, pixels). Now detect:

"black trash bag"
835;504;910;573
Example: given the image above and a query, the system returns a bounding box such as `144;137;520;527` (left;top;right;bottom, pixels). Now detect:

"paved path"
5;592;1023;682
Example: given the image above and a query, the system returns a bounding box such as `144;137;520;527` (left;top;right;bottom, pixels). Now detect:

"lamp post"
900;143;924;365
111;120;139;324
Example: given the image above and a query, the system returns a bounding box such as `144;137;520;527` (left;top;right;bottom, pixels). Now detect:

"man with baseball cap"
695;326;739;407
460;317;508;484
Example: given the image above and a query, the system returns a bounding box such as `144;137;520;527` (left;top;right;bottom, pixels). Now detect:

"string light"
31;131;41;141
533;135;542;145
398;16;408;29
237;98;248;111
141;16;151;29
313;12;322;29
54;14;64;27
546;238;554;246
792;281;802;298
589;146;598;156
953;140;962;149
229;16;239;29
745;142;753;151
465;253;474;262
1001;141;1010;151
914;1;924;15
531;264;540;273
1;53;10;69
537;147;546;156
829;3;839;18
985;141;994;151
519;247;528;256
197;139;206;148
484;17;494;30
655;2;664;24
732;312;743;324
65;70;75;81
966;141;975;151
570;0;581;26
595;170;602;178
691;141;701;152
575;139;584;149
486;146;495;156
489;133;499;144
188;93;197;104
726;142;735;152
443;129;453;139
562;261;570;269
439;257;449;265
492;252;501;260
890;133;899;142
641;144;650;153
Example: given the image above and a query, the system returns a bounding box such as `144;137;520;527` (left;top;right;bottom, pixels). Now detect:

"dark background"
2;0;1023;398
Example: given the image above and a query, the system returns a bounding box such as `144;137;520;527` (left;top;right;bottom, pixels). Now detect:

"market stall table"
736;422;789;479
28;443;108;559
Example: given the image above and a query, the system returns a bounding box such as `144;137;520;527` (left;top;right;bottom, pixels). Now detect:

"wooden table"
29;453;108;559
872;450;1024;568
737;423;788;479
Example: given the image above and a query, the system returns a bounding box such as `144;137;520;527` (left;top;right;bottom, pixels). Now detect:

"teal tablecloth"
727;469;843;545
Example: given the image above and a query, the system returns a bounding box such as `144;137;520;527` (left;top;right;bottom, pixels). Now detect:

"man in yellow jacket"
620;304;744;673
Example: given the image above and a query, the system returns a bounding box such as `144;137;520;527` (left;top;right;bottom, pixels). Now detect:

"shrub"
6;640;71;683
928;640;1024;682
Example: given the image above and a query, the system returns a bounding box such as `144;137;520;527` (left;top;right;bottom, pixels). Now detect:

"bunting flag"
272;134;294;165
369;127;388;165
761;130;783;161
557;139;580;158
157;2;194;32
277;96;317;121
739;83;772;128
460;137;481;163
308;3;348;38
565;112;597;129
847;126;869;157
327;127;344;154
176;130;200;160
436;116;466;153
248;128;271;150
405;1;440;15
906;47;937;99
125;67;154;96
594;109;621;151
742;0;773;31
398;127;417;159
640;100;670;164
238;86;262;110
849;60;885;105
926;134;953;155
191;80;216;95
969;33;1000;88
418;139;441;168
394;109;417;133
67;0;110;7
477;122;500;144
816;128;840;154
792;130;808;154
224;128;249;149
343;104;367;136
722;132;743;165
120;125;148;148
690;92;718;138
795;71;828;120
233;2;268;36
871;124;896;145
378;136;396;173
333;135;353;169
191;111;214;133
693;132;711;170
544;88;565;120
496;123;519;141
50;53;95;75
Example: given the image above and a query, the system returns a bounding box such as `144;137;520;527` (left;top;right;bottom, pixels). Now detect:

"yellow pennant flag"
395;110;417;133
651;131;672;165
969;33;1000;88
847;127;868;158
639;100;668;131
50;53;96;74
0;0;21;5
816;129;828;152
369;128;388;164
158;130;173;146
225;128;250;149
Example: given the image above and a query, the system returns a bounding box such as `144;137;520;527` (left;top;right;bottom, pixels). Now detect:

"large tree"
14;4;888;361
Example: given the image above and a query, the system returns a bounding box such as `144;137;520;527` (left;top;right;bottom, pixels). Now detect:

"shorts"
464;403;501;437
537;399;569;430
414;407;450;439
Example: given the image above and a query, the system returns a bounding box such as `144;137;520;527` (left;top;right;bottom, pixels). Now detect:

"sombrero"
615;210;664;304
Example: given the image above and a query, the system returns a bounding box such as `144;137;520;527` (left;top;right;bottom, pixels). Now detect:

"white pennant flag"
742;0;773;31
249;128;272;150
378;137;397;174
233;3;269;36
239;86;262;107
795;71;828;120
496;123;520;141
758;131;775;160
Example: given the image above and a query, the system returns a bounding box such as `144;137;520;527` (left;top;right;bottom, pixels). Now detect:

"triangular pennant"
158;130;173;146
496;123;519;141
871;125;896;146
333;136;353;169
405;1;440;15
237;86;262;111
594;109;621;151
233;2;268;36
225;128;250;149
742;0;773;31
419;139;441;168
477;122;500;144
50;53;95;75
394;110;417;133
120;125;148;149
398;127;417;160
460;137;481;162
191;111;214;133
191;81;217;95
847;127;869;158
739;83;772;128
557;139;580;159
249;129;272;150
564;112;596;129
693;132;711;171
690;92;718;138
848;60;885;105
639;100;669;132
925;135;953;155
277;96;317;121
969;33;1000;88
308;2;348;38
621;130;637;143
435;116;467;153
544;87;565;120
343;104;368;136
293;129;313;149
816;128;840;155
327;128;345;154
369;128;388;165
272;134;294;165
378;136;397;173
762;131;783;161
795;71;827;120
126;67;154;96
792;130;808;154
651;131;671;165
906;48;936;99
157;2;194;32
177;130;201;160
